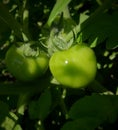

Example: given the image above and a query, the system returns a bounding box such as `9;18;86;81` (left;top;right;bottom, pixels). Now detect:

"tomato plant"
5;44;49;81
0;0;118;130
49;44;97;88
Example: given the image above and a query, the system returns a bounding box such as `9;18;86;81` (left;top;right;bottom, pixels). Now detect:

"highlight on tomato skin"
5;44;49;82
49;44;97;88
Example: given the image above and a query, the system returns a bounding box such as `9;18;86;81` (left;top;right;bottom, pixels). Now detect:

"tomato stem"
65;24;80;43
60;97;69;119
57;87;69;119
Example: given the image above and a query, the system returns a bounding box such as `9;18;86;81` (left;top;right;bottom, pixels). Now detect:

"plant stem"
65;24;80;42
57;87;69;119
0;78;50;95
60;97;69;119
22;0;32;41
62;6;71;19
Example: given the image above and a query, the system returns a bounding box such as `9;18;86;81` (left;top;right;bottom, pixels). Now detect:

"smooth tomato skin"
5;45;49;81
49;44;97;88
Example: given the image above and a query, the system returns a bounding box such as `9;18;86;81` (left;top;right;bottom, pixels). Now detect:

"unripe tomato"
5;44;49;81
49;44;97;88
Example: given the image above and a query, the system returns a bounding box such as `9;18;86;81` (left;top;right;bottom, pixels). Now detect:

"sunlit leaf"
1;112;22;130
47;0;71;26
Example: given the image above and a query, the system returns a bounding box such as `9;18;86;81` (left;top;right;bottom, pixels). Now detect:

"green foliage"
29;89;52;120
61;94;118;130
47;0;71;26
61;117;101;130
81;11;118;49
69;94;118;122
0;101;9;123
0;0;118;130
1;112;22;130
0;101;22;130
0;3;22;40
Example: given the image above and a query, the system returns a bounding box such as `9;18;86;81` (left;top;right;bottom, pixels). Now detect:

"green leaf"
61;117;102;130
0;3;22;39
0;101;22;130
69;94;117;123
1;112;22;130
47;0;71;26
29;88;52;120
17;93;31;115
106;11;118;49
79;13;89;26
81;12;118;49
0;100;9;123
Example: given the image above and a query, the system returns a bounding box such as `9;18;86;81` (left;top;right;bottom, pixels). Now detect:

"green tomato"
5;44;49;81
49;44;97;88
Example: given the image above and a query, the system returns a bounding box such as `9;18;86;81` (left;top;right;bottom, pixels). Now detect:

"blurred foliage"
0;0;118;130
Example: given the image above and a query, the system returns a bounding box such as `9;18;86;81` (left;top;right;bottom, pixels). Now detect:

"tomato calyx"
47;28;76;56
40;15;77;56
22;44;39;57
16;41;47;58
